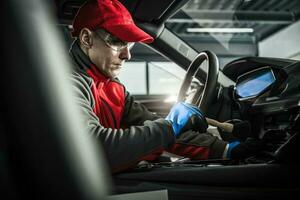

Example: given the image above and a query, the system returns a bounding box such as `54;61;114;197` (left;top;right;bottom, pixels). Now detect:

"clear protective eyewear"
95;29;135;52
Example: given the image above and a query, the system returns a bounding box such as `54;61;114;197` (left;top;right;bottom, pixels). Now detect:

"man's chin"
109;71;121;79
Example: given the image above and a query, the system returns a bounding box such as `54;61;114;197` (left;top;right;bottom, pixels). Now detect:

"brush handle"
206;118;233;133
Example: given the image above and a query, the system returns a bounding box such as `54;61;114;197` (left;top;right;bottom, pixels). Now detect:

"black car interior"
2;0;111;199
2;0;300;199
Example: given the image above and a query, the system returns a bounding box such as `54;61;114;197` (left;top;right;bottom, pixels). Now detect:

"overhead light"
187;28;254;33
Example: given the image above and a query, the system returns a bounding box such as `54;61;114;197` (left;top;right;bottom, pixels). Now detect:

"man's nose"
119;46;131;61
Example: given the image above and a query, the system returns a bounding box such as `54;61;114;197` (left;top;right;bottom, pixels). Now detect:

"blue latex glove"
165;102;208;136
227;141;241;158
227;138;263;159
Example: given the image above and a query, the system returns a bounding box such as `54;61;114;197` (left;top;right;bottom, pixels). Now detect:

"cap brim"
105;24;154;43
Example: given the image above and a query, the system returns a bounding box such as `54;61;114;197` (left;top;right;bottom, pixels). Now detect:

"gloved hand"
227;141;241;158
218;120;251;142
227;138;264;159
165;102;208;137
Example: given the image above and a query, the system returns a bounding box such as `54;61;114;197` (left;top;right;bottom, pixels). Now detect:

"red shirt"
86;65;125;129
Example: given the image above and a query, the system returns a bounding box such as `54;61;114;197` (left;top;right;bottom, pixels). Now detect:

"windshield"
166;0;300;69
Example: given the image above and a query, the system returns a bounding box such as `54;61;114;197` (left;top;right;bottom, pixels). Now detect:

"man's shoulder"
69;69;95;104
70;69;92;85
69;69;94;94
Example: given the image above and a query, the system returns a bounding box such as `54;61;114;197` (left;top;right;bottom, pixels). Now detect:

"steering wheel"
177;50;219;115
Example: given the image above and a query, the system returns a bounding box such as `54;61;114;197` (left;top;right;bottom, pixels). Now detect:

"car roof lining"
55;0;189;25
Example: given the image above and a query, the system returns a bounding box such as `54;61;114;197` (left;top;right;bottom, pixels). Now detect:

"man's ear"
79;28;93;49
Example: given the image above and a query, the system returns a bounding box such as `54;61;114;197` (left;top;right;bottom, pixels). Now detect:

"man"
69;0;259;173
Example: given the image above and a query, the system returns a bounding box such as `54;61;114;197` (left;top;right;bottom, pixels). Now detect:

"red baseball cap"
71;0;154;43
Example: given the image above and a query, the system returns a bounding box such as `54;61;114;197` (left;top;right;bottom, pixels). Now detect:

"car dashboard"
221;57;300;164
232;59;300;115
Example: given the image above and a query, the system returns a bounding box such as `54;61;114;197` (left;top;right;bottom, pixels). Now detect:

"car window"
118;61;185;96
149;62;185;95
118;62;147;95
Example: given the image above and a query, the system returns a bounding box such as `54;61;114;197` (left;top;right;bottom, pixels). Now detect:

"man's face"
87;29;133;78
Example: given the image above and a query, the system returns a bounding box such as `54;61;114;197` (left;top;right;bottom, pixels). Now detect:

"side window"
118;62;147;95
149;62;185;95
118;61;186;97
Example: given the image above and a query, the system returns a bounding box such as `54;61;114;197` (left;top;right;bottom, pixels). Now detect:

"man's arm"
70;72;175;173
121;94;227;160
121;91;160;127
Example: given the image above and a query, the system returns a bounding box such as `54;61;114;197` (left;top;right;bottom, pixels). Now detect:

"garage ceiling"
167;0;300;42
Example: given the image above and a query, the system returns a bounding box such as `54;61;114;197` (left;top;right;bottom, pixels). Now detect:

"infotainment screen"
236;68;276;98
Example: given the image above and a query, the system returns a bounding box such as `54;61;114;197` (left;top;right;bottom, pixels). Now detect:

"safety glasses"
95;29;135;52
